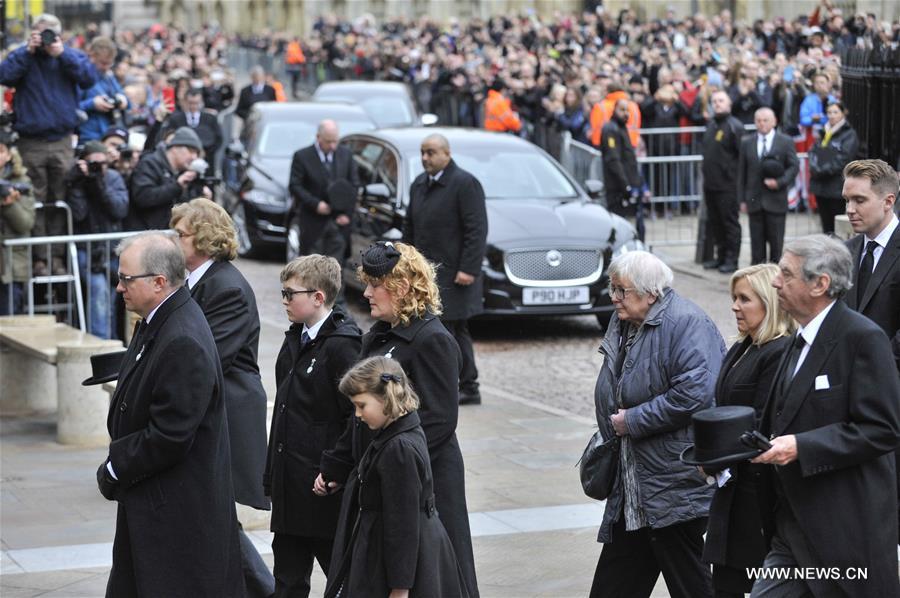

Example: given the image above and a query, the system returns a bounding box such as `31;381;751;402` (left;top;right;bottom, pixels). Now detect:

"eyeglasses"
118;272;159;285
608;285;638;300
281;288;317;301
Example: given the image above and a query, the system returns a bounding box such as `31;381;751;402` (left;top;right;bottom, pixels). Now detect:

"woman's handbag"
578;428;620;501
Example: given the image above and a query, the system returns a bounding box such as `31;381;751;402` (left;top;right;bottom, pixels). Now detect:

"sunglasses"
281;288;317;301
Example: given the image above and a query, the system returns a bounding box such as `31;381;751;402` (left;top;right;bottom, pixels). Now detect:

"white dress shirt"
792;300;837;377
757;130;775;159
186;259;214;290
860;215;899;272
302;309;333;341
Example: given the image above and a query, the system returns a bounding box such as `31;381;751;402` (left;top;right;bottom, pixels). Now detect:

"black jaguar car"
341;128;643;326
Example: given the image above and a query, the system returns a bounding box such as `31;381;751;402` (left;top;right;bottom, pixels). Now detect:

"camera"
40;29;57;47
118;144;134;161
87;161;105;175
0;179;32;199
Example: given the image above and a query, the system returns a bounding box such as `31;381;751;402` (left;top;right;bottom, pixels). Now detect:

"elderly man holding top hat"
749;234;900;597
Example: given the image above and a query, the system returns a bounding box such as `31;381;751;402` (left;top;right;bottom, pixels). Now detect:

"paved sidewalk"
0;384;673;597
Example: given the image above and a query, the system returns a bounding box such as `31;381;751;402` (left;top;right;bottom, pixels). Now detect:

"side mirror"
364;183;391;199
225;141;248;161
584;179;604;198
420;113;439;126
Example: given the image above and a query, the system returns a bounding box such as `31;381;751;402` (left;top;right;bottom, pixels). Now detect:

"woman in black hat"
703;263;795;598
318;241;479;598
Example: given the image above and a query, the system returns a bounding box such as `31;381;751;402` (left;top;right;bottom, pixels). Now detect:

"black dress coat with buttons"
403;159;488;321
190;260;270;510
264;307;361;537
759;301;900;598
702;335;789;592
321;313;479;598
324;411;469;598
105;287;244;598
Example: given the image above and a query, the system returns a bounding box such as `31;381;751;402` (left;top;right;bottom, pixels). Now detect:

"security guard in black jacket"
601;98;644;241
701;90;745;273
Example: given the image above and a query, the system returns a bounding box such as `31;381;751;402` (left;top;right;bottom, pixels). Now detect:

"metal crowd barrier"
2;230;138;337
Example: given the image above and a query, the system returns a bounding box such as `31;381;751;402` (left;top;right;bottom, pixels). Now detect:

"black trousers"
442;318;479;393
272;533;334;598
705;189;741;264
749;210;786;265
590;515;713;598
816;195;844;235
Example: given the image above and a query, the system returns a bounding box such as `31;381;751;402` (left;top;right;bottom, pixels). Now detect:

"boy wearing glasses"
266;254;361;597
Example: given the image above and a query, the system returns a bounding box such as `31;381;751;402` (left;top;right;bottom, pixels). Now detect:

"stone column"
56;340;124;446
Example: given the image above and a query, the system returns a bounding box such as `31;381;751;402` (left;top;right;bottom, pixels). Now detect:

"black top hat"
360;241;401;278
327;179;357;216
760;155;785;179
82;349;128;386
679;406;763;467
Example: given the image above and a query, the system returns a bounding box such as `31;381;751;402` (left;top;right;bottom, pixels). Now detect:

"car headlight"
613;239;647;258
242;189;286;207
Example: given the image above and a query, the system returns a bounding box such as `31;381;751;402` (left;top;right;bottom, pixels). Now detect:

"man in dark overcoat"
751;234;900;598
403;133;488;404
840;159;900;539
96;231;244;597
736;107;800;265
600;98;643;242
163;88;223;174
235;66;276;121
171;198;274;596
288;119;360;263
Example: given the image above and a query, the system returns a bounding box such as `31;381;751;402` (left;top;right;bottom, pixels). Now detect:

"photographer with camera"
126;126;211;231
0;130;36;316
66;141;128;339
0;13;97;276
101;128;138;185
78;37;129;142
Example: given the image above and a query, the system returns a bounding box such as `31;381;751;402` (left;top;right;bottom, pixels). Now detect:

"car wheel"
286;216;302;262
231;202;254;258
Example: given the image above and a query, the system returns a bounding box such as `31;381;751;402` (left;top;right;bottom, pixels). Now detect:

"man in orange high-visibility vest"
483;80;522;134
589;84;641;148
285;38;306;99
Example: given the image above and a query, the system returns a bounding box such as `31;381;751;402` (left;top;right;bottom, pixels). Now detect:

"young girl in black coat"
324;356;468;598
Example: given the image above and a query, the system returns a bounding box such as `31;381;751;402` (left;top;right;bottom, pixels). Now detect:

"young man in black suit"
288;119;359;263
736;107;800;265
163;88;223;174
236;66;277;121
751;234;900;598
97;232;244;597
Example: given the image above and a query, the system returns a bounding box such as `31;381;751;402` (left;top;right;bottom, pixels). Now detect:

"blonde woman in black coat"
809;101;859;234
702;264;795;597
317;242;478;598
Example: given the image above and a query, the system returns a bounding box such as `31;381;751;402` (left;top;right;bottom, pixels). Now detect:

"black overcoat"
190;260;270;509
600;119;641;199
403;159;488;321
325;412;468;598
288;144;359;254
321;314;479;597
265;307;362;537
808;124;859;200
760;301;900;598
736;132;800;214
105;287;244;598
703;336;789;589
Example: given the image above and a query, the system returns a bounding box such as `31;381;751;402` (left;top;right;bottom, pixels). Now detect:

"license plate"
522;286;590;305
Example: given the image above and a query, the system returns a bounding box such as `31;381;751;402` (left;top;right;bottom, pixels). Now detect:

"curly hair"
357;242;442;325
169;198;238;262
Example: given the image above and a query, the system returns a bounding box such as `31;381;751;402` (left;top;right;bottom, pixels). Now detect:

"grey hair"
250;65;265;77
783;234;853;299
33;14;62;34
116;231;185;288
607;250;673;297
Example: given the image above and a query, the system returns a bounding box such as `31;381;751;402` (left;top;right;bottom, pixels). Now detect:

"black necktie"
300;330;311;350
857;240;878;304
324;156;334;178
427;176;436;190
778;334;806;401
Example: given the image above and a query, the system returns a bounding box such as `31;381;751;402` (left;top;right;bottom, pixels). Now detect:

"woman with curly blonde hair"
318;241;479;597
169;198;274;594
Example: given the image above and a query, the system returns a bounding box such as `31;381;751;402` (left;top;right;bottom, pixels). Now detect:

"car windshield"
256;119;375;158
406;148;579;199
322;95;413;127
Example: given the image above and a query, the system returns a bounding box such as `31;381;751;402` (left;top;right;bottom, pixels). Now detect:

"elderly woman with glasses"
169;198;274;596
590;251;725;598
318;241;479;598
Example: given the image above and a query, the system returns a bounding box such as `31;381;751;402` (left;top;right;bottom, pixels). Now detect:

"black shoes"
718;262;738;274
702;260;722;270
459;390;482;405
